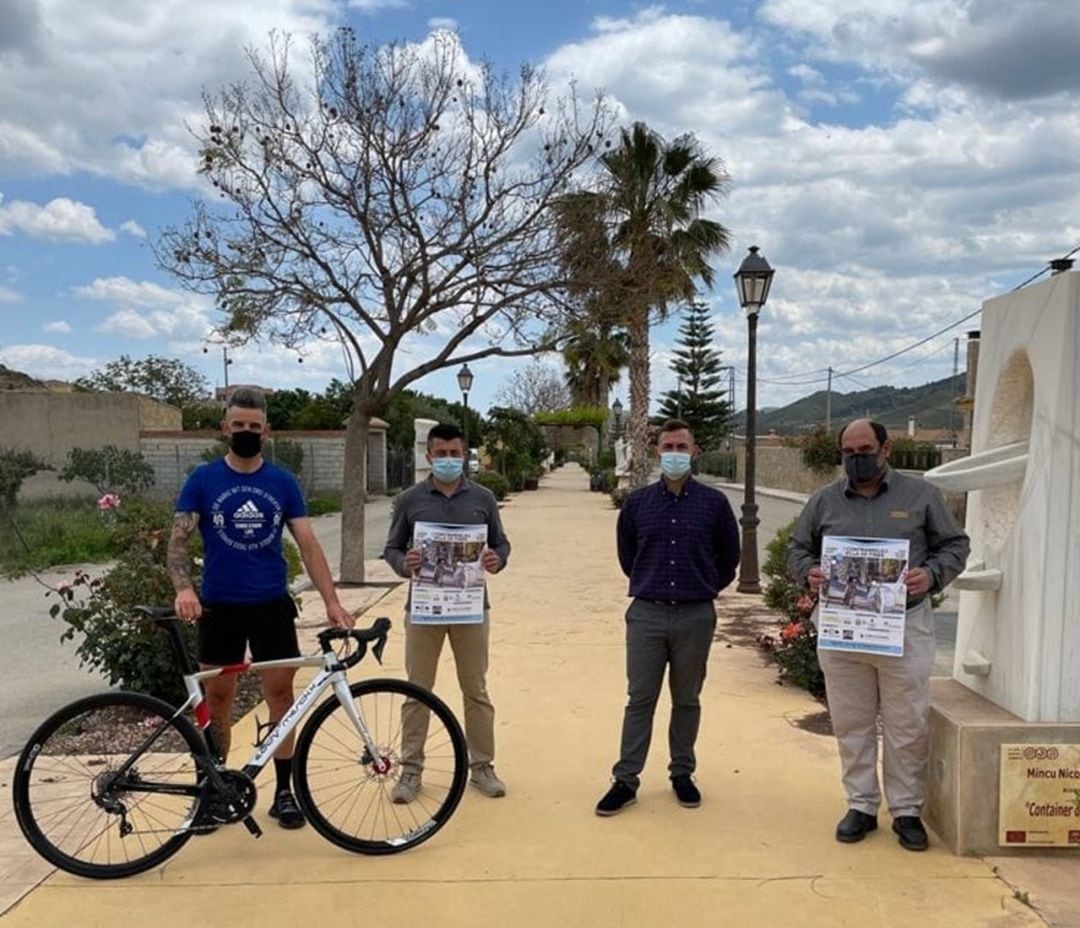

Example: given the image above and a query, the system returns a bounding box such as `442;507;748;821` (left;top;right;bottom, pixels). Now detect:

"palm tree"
561;299;630;408
556;122;730;487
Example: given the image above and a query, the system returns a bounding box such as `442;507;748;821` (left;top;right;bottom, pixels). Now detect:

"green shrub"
48;497;303;705
0;448;46;508
759;517;825;697
609;487;630;509
800;426;841;477
49;498;194;704
473;470;509;501
60;445;156;496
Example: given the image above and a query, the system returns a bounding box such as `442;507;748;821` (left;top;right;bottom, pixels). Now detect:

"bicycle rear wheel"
12;692;208;879
294;678;467;855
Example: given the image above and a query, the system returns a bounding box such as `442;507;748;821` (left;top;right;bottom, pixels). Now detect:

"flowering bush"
97;493;122;510
759;519;826;697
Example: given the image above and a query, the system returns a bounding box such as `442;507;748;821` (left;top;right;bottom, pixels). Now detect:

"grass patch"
307;491;343;516
0;497;116;576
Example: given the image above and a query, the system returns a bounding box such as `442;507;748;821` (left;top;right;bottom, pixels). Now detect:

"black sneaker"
671;775;701;808
268;790;306;829
595;781;637;817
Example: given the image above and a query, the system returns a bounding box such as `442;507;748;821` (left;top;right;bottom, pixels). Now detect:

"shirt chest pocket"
886;507;923;537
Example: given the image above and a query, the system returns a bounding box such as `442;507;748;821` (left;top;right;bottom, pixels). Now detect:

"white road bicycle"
12;609;467;879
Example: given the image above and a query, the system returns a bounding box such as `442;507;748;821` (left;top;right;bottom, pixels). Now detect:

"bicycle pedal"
242;816;263;839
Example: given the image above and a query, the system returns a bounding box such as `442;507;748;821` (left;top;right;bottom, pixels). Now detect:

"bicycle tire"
12;691;208;879
293;678;468;855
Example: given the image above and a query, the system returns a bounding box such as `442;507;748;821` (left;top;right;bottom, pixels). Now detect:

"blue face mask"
660;452;692;479
431;457;464;481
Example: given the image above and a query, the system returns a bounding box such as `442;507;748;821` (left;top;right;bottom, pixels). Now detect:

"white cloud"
120;219;146;238
0;193;114;244
0;0;343;186
43;321;72;333
427;17;458;30
0;344;97;380
760;0;1080;101
0;285;21;303
349;0;407;9
75;276;214;340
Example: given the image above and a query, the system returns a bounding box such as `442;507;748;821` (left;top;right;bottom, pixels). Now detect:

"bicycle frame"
173;650;391;779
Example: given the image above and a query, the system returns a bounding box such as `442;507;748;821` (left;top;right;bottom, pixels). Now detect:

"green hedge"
533;406;608;428
473;470;510;501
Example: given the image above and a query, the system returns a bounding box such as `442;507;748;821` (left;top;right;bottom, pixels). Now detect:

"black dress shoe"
671;775;701;808
595;781;637;817
892;816;929;851
835;809;878;843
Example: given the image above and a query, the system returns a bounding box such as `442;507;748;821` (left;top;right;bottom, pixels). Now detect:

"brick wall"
140;429;387;499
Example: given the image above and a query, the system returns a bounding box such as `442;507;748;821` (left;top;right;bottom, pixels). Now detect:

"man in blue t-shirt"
168;387;353;829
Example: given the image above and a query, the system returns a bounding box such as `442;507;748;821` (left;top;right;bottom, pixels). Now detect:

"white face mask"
431;457;464;481
660;451;692;479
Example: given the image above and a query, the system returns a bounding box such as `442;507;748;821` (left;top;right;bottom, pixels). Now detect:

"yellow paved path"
1;466;1041;927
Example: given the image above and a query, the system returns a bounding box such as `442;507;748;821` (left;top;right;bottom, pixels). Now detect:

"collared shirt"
383;476;511;585
617;476;740;602
787;467;970;604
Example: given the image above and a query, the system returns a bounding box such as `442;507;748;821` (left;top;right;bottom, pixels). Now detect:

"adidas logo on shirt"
234;499;264;520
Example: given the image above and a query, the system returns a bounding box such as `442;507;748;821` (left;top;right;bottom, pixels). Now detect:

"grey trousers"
401;612;494;772
612;598;717;789
817;599;936;818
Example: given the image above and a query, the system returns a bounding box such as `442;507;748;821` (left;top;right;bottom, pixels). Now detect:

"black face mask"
230;430;263;459
844;451;883;484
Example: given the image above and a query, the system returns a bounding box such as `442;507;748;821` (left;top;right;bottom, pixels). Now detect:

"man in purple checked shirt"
595;419;741;816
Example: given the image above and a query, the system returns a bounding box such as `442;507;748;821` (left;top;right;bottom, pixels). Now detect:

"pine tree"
658;301;731;450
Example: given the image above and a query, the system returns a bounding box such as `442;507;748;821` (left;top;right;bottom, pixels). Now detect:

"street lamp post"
611;397;623;446
734;246;774;595
457;364;474;466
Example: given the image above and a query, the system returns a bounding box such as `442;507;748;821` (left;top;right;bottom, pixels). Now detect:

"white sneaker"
469;764;506;798
391;771;422;804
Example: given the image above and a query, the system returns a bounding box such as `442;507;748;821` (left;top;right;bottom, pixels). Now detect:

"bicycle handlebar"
134;606;392;672
317;617;392;669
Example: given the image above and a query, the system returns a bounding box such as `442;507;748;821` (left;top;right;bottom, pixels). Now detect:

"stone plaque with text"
999;743;1080;847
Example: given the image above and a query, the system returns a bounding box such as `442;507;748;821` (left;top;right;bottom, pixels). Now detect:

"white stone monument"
925;269;1080;723
921;268;1080;854
414;418;439;485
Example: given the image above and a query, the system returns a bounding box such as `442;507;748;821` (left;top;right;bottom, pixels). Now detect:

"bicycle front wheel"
294;678;467;855
12;692;208;879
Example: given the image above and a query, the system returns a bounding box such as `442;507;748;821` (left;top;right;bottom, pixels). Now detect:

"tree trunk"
627;304;652;489
339;406;370;584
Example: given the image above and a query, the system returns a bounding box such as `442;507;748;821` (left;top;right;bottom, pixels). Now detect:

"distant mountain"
0;364;47;392
750;373;966;434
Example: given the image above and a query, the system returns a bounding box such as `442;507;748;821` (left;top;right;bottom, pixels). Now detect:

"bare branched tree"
494;361;571;415
156;28;609;582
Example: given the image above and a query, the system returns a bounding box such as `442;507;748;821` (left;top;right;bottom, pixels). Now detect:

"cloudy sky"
2;0;1079;419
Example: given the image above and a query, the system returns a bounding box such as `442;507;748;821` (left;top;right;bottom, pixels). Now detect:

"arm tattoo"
167;512;200;592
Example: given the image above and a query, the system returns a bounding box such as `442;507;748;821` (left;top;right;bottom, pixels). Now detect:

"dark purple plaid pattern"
616;478;740;601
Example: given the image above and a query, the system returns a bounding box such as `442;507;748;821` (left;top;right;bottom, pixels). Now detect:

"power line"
748;244;1080;384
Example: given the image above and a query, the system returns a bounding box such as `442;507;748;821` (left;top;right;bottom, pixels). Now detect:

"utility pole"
825;366;833;434
950;337;960;447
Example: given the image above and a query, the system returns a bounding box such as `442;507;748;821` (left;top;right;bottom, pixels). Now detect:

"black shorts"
198;595;300;666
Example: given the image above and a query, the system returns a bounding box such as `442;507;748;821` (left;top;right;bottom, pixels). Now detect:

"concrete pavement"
0;466;1059;927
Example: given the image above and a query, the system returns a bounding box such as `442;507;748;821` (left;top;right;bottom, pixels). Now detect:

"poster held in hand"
410;521;487;624
819;535;909;656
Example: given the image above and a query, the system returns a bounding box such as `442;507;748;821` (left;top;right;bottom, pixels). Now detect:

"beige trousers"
817;599;936;818
400;612;494;771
